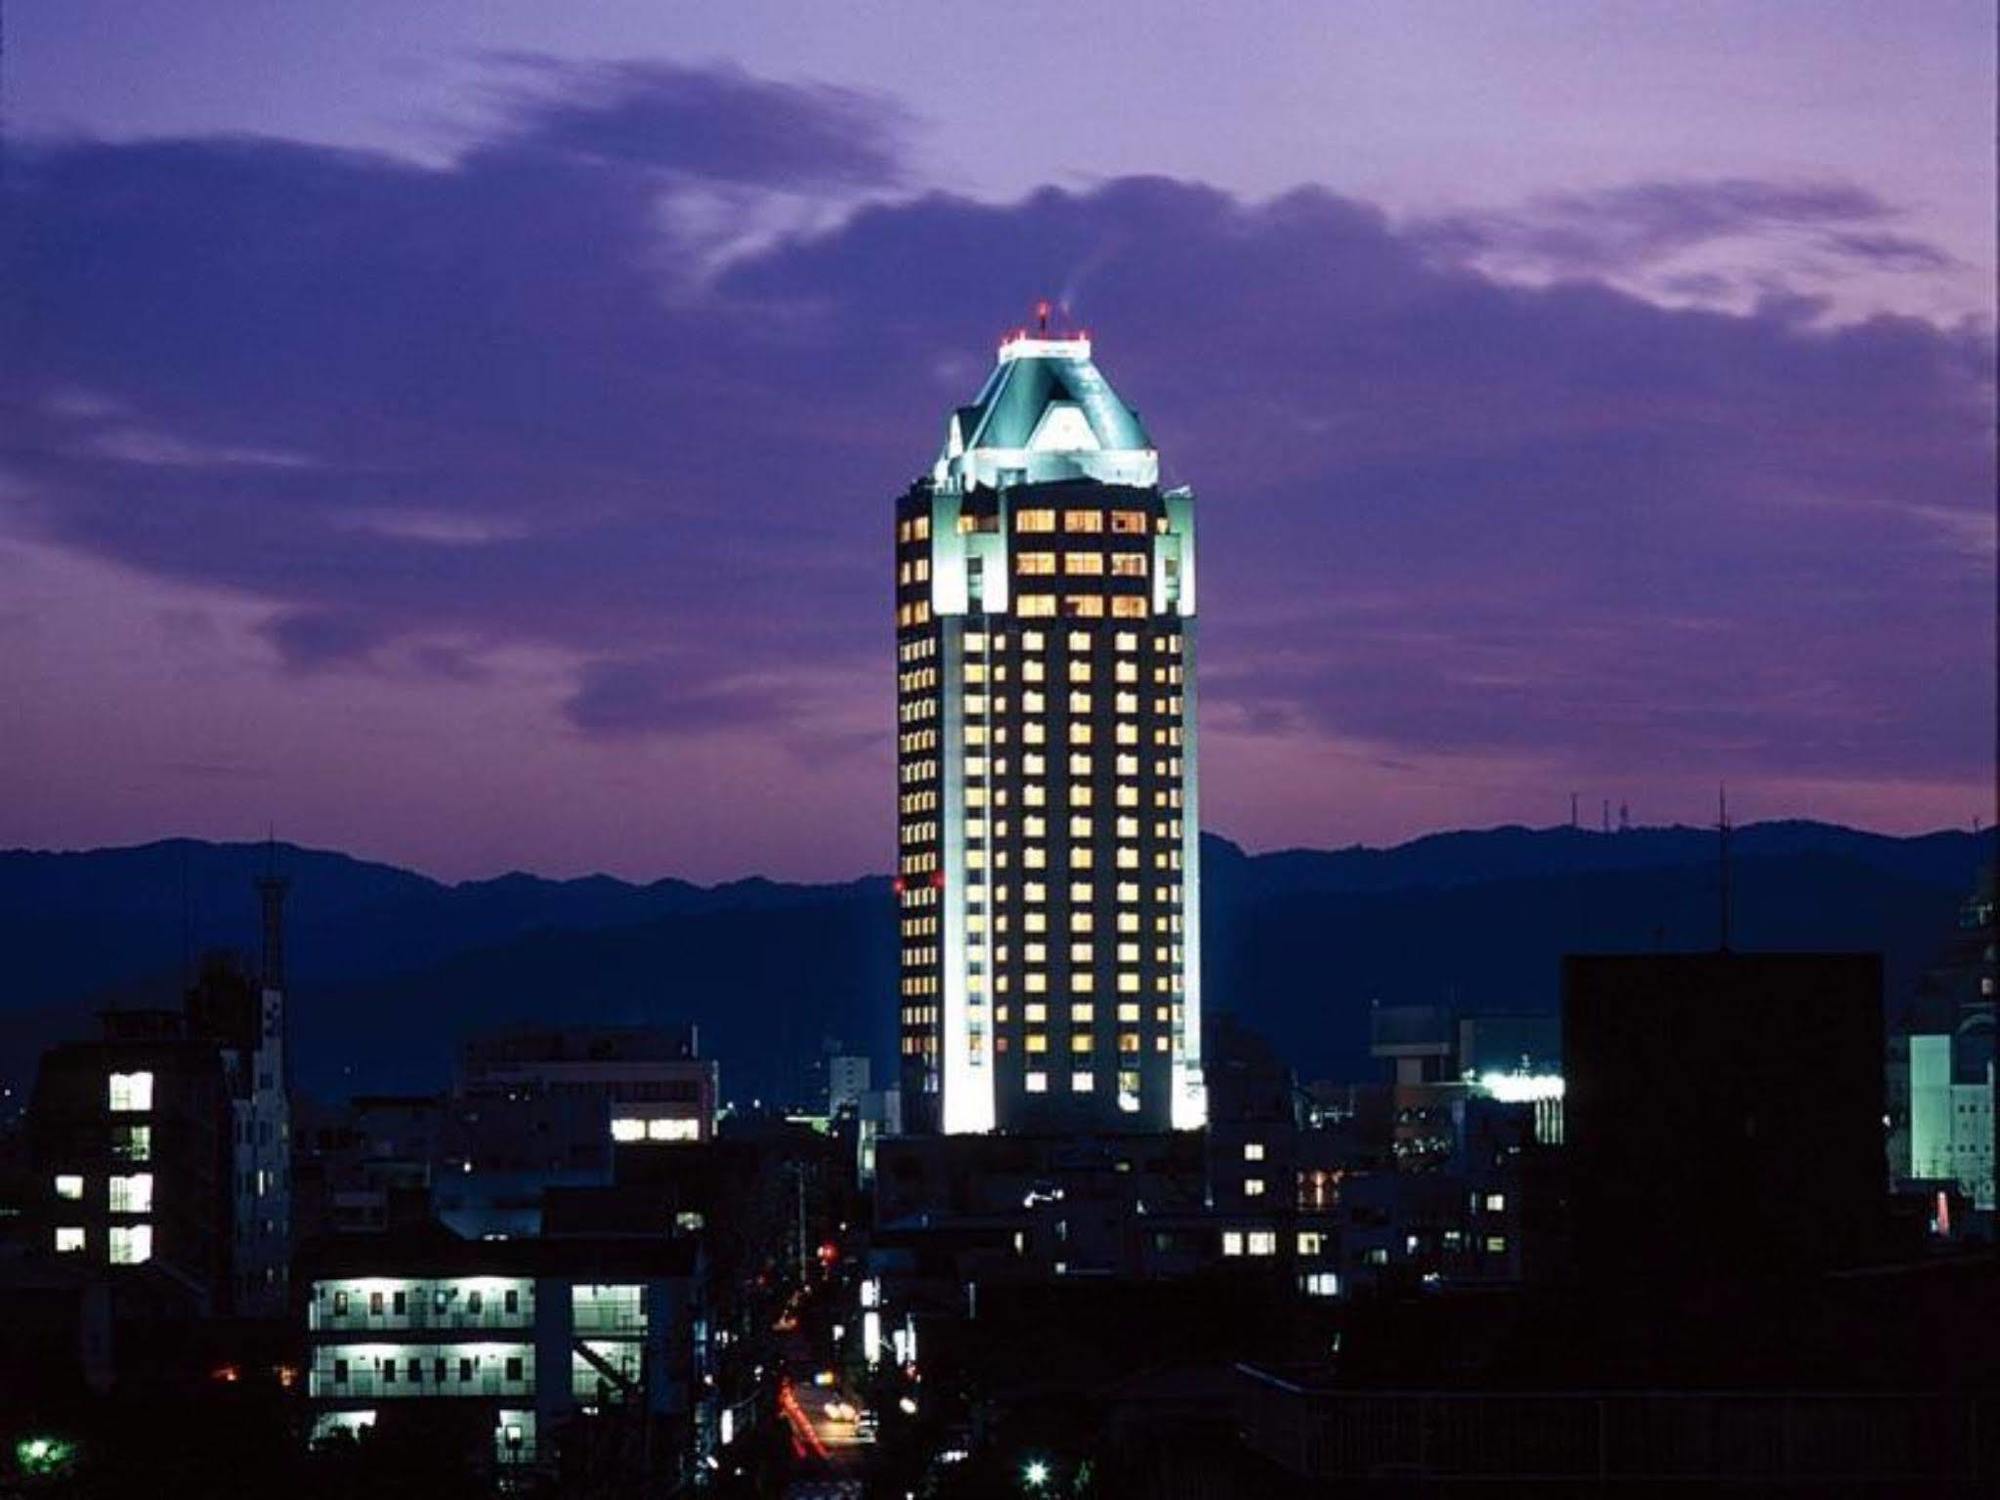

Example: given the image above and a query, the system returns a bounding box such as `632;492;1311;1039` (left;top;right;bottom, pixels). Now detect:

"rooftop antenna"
1618;801;1630;833
1035;298;1051;335
1717;783;1733;952
1569;792;1579;830
1601;799;1611;835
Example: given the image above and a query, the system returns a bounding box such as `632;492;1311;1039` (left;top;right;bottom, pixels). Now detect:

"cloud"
1412;179;1960;314
0;65;1990;820
485;55;908;188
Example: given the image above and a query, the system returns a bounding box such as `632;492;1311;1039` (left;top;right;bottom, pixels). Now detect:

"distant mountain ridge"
1;822;1989;1107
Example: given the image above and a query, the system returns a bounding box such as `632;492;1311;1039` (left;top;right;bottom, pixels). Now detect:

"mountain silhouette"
1;822;1989;1108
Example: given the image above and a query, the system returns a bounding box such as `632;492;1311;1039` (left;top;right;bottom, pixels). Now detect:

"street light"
1023;1458;1050;1489
16;1437;76;1476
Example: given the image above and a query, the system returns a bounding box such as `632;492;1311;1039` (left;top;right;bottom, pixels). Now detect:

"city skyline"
3;4;1994;883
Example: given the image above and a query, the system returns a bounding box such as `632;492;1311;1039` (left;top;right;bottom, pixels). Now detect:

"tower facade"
895;320;1204;1134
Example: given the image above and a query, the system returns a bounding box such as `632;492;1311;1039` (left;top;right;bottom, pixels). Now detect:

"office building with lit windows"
895;318;1204;1134
27;879;292;1322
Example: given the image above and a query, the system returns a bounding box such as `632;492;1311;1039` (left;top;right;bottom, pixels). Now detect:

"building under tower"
894;315;1203;1134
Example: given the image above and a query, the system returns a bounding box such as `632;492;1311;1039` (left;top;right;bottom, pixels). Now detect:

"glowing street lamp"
16;1436;76;1475
1022;1458;1051;1489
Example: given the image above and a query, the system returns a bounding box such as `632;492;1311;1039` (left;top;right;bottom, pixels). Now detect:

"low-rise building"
304;1226;708;1478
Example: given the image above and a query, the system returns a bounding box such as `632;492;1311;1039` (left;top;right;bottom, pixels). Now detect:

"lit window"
1221;1232;1244;1257
109;1174;153;1213
109;1225;153;1264
112;1125;151;1161
1063;511;1103;534
1110;596;1146;618
108;1072;153;1112
55;1227;85;1253
1298;1232;1324;1255
1063;552;1104;575
1243;1143;1265;1162
1071;1072;1094;1092
1016;552;1057;575
1016;509;1056;533
1025;1072;1049;1093
1111;512;1147;535
610;1118;645;1142
1244;1178;1266;1197
1302;1273;1340;1297
1070;1033;1094;1052
647;1118;700;1142
1484;1193;1506;1212
1070;1003;1095;1022
1016;594;1056;617
1111;554;1147;577
1063;596;1104;618
55;1174;83;1201
1247;1231;1277;1257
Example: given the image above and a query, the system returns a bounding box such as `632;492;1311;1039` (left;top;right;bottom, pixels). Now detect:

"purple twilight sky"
2;2;1994;882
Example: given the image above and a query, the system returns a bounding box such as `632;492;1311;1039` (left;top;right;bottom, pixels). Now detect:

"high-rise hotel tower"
895;316;1204;1134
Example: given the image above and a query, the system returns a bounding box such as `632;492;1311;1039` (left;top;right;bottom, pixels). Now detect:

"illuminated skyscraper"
894;315;1204;1134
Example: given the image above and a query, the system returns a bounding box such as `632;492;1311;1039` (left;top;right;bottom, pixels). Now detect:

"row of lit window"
968;784;1165;811
964;630;1148;655
895;600;934;628
900;1035;940;1055
898;790;939;816
966;690;1154;715
964;752;1166;779
967;910;1184;936
964;724;1156;751
1014;552;1148;578
897;637;937;664
901;1004;940;1027
902;946;938;967
963;846;1182;873
899;852;939;876
1015;594;1149;620
897;729;937;755
896;557;932;585
900;915;939;938
899;821;937;847
999;1002;1174;1024
899;758;937;785
901;976;940;997
897;667;938;694
1022;1070;1144;1105
1011;509;1152;535
896;515;934;544
54;1172;154;1211
982;972;1166;997
959;879;1177;906
898;885;938;909
955;883;1185;913
54;1224;152;1262
897;697;937;725
1004;1033;1154;1054
976;814;1154;840
965;661;1151;686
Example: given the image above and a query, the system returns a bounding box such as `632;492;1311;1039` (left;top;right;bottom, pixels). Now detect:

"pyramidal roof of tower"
953;331;1152;455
